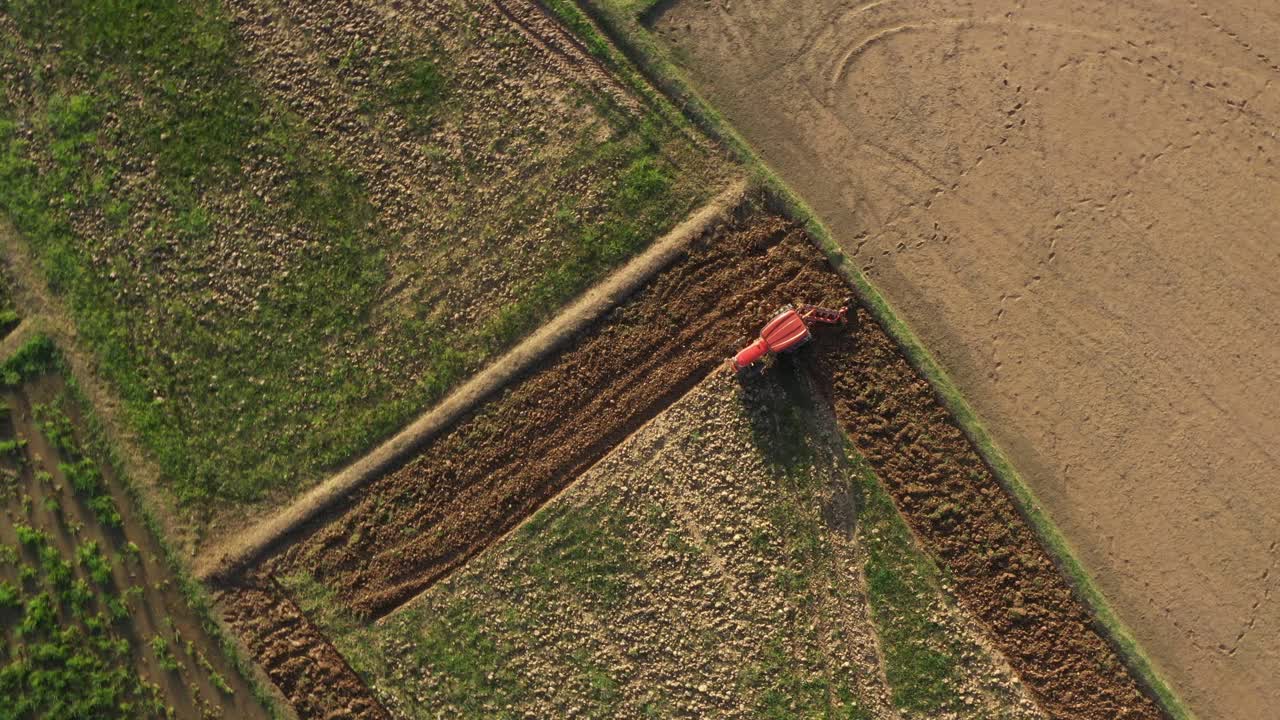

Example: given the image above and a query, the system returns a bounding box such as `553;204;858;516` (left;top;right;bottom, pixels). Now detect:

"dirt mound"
218;574;389;720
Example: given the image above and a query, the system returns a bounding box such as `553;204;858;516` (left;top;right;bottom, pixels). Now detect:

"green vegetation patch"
853;454;965;714
0;266;18;337
0;0;722;525
0;336;277;719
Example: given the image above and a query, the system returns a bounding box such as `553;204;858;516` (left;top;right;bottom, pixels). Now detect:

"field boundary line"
195;176;749;583
569;2;1196;718
373;363;733;625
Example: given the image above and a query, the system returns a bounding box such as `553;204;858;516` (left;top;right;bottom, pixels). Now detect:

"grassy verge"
0;267;18;337
0;335;285;718
571;2;1193;718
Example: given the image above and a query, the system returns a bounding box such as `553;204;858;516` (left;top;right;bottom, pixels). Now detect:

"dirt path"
196;177;746;583
652;1;1280;716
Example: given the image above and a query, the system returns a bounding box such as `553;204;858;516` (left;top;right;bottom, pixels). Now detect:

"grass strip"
851;450;964;715
569;2;1195;718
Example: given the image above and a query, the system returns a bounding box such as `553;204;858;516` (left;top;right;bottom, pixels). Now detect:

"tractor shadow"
737;349;864;539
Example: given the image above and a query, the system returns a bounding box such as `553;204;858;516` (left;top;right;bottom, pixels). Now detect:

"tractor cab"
733;304;847;370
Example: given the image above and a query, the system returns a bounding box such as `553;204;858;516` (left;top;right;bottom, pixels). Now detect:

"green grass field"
0;0;723;529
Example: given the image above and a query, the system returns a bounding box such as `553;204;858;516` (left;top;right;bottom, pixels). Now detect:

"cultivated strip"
257;206;844;619
218;573;390;720
808;317;1165;720
197;177;747;583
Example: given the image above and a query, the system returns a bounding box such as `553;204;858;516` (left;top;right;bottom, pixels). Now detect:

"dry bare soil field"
651;1;1280;717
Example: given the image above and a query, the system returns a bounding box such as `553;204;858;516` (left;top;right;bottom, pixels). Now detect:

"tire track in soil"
490;0;644;114
229;203;1165;720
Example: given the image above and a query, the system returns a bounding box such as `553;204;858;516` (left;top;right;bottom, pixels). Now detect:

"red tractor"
732;304;848;371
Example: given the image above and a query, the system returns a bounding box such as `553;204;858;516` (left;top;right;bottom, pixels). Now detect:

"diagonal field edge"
194;176;749;583
370;363;731;624
564;4;1194;718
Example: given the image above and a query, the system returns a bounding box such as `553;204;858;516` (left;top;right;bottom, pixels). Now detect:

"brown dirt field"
807;319;1159;720
652;2;1280;717
352;370;1047;719
218;574;389;720
236;204;1160;719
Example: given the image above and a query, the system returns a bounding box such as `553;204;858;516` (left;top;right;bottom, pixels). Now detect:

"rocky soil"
354;370;1047;719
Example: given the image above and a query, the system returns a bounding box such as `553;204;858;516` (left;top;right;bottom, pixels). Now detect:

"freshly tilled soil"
806;320;1163;720
219;573;391;720
264;205;847;619
233;204;1164;719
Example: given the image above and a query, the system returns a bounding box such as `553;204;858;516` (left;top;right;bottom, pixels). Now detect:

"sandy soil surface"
652;2;1280;717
